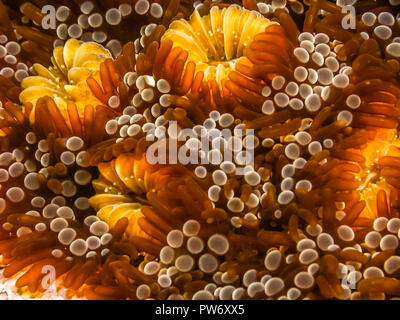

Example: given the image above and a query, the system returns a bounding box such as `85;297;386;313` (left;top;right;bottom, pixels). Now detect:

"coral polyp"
1;0;400;301
20;39;113;114
161;6;272;87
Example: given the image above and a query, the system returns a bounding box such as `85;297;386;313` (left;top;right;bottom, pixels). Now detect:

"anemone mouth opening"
161;5;273;86
357;128;400;219
19;39;113;121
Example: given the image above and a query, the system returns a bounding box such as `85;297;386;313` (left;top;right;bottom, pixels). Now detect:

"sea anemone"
0;0;400;301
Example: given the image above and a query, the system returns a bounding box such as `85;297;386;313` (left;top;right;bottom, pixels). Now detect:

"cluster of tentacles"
0;0;400;300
